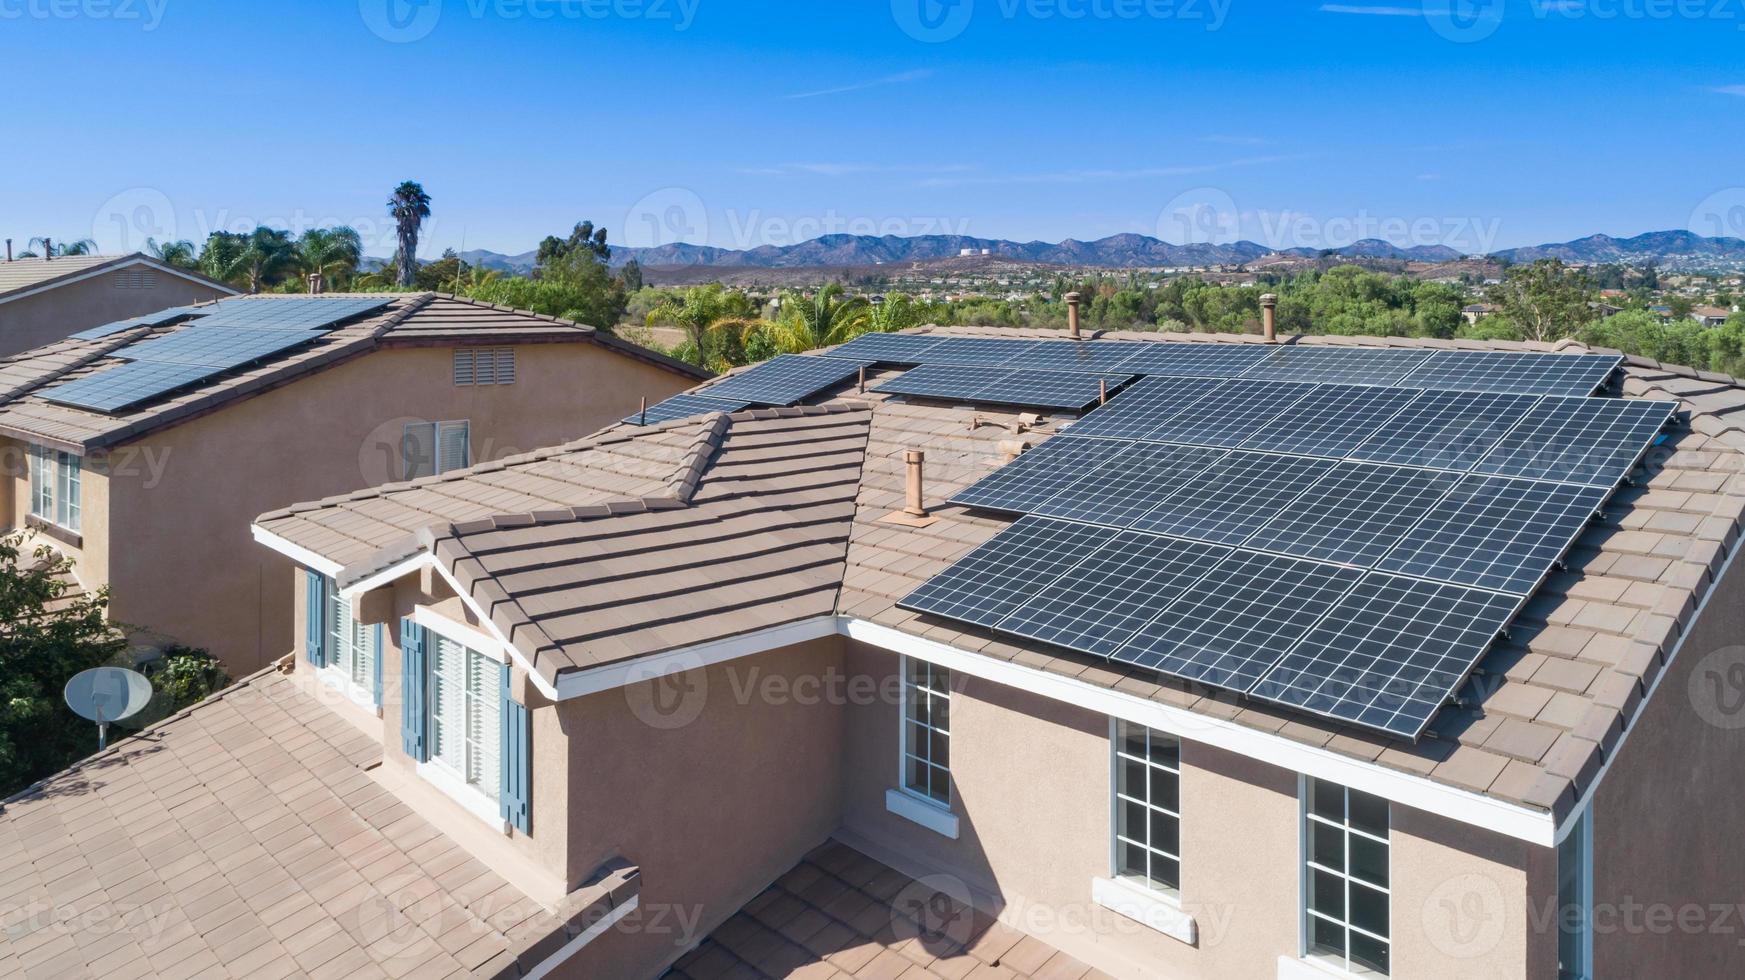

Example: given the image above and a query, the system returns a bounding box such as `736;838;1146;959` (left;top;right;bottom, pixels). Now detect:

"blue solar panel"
1114;343;1274;378
704;354;873;406
915;337;1042;366
1238;384;1420;458
1249;573;1519;739
1129;450;1335;544
951;436;1132;513
1245;463;1461;566
195;296;392;330
825;332;946;365
40;361;217;413
68;305;205;341
122;325;321;367
1375;475;1609;594
1472;396;1678;487
1000;341;1148;374
877;364;1135;410
1032;443;1227;528
1347;389;1542;471
897;516;1118;628
1401;351;1621;396
1065;376;1226;440
1140;380;1319;449
1238;346;1433;386
623;393;751;426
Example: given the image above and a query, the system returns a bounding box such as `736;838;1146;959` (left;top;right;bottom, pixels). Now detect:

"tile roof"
0;667;637;980
256;326;1745;821
0;293;706;451
667;840;1102;980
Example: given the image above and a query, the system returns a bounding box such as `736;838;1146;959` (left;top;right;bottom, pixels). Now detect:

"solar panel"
1375;475;1609;594
1129;450;1335;544
896;516;1117;627
1401;350;1622;396
1064;375;1226;440
1249;572;1519;739
825;332;946;365
1113;343;1274;378
996;532;1231;657
1238;384;1419;458
623;392;751;426
196;296;392;330
1245;463;1461;566
915;337;1042;366
1239;346;1433;386
952;436;1131;513
1142;380;1319;449
121;325;321;367
1472;395;1677;487
874;364;1010;401
1000;341;1148;374
1347;389;1542;471
704;354;873;406
874;363;1131;410
40;360;217;413
1033;443;1228;528
1110;551;1362;691
69;305;204;341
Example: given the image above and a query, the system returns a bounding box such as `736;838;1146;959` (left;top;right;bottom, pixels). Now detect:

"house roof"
254;326;1745;824
667;839;1099;980
0;666;637;980
0;293;707;452
0;254;237;304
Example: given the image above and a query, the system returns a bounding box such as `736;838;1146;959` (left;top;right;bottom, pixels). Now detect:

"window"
901;658;950;806
29;445;80;532
1114;720;1180;895
1557;809;1592;980
429;635;502;804
402;420;470;479
324;586;379;700
1304;778;1390;976
453;348;515;386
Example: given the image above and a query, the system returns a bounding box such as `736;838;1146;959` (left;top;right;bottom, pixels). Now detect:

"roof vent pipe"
307;273;323;294
904;450;928;518
1065;292;1083;340
42;238;51;261
4;240;11;262
1260;293;1278;343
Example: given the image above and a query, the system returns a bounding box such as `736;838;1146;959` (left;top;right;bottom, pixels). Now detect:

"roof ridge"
426;524;571;681
367;291;439;338
426;292;597;335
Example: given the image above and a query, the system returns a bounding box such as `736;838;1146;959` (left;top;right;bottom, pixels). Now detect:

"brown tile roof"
0;667;636;980
0;293;706;452
0;254;236;301
667;840;1100;980
257;326;1745;820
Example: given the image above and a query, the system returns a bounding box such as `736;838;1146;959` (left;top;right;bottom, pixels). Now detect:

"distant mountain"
1491;230;1745;268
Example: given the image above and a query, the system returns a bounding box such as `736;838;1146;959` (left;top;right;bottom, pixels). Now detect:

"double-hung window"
429;635;503;805
28;445;80;532
1304;778;1391;976
1114;720;1181;896
324;586;379;701
901;658;950;807
402;420;471;479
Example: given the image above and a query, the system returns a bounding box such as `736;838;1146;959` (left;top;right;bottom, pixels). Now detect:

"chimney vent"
5;239;11;262
307;273;323;295
1065;291;1083;340
904;450;928;518
43;238;52;261
1260;293;1278;343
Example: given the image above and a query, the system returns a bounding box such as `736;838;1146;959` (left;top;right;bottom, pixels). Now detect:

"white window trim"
1278;953;1376;980
417;758;509;831
316;663;378;712
884;788;959;839
416;617;508;829
1109;717;1182;899
1091;876;1196;946
1298;776;1391;979
28;445;79;533
899;656;952;809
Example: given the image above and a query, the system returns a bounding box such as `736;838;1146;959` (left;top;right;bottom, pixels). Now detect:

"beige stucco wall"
1591;546;1745;976
102;340;691;671
0;266;230;357
0;434;113;589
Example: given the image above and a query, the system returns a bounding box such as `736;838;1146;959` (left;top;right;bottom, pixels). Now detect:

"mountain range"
436;229;1745;274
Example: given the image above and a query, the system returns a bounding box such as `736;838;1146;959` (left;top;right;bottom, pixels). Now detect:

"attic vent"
453;347;516;386
113;270;158;290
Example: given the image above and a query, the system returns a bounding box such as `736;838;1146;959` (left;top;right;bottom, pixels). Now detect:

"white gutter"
521;894;639;980
251;524;343;577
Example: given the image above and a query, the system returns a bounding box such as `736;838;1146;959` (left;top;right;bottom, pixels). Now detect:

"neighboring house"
1690;305;1732;327
1460;303;1496;325
0;253;238;357
9;326;1745;980
0;293;704;674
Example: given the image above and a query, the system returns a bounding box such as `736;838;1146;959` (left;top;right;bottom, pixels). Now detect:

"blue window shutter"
400;618;428;761
500;661;531;834
304;570;327;668
372;623;385;707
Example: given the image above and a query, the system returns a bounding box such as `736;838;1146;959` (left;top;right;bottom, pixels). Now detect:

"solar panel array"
898;344;1677;740
68;306;206;341
875;364;1133;410
626;353;874;426
41;298;391;414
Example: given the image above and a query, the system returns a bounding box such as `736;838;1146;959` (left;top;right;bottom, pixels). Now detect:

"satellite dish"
64;667;153;750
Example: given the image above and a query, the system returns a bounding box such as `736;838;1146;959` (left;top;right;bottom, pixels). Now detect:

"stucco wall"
837;639;1551;980
104;340;691;671
1591;545;1745;976
0;434;112;588
0;266;230;357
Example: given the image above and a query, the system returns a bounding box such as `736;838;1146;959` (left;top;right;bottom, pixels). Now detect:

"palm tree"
862;292;924;334
146;238;198;269
645;284;758;366
388;181;432;288
767;284;869;352
295;227;364;292
236;227;295;293
25;236;98;257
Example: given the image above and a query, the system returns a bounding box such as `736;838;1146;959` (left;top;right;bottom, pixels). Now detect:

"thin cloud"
784;69;934;100
1318;3;1426;14
916;154;1304;188
1713;85;1745;97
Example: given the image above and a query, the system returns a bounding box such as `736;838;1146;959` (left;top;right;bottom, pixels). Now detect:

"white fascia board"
251;523;343;577
551;616;839;700
844;619;1558;847
339;552;428;598
521;895;640;980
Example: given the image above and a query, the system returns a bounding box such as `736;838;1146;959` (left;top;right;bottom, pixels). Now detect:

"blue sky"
4;0;1744;258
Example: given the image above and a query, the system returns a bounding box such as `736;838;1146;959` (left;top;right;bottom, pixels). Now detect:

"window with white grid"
29;444;80;532
1304;778;1391;976
323;586;378;699
1114;720;1180;895
430;635;502;804
901;658;950;807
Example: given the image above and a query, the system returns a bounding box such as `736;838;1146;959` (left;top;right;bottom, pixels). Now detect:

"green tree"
295;227;364;291
0;534;128;797
1487;259;1596;343
389;180;432;288
863;293;927;334
146;237;198;269
235;227;295;293
645;284;759;366
768;284;868;352
21;237;98;258
537;221;610;266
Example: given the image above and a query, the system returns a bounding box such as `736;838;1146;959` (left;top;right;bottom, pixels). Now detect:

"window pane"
1149;765;1178;813
1310;870;1345;919
1311;820;1346;872
1118;720;1147;759
1120;757;1147;801
926;764;948;804
929;728;949;769
1311;779;1345;823
906;722;929;759
1350;932;1389;975
1350;882;1388;938
1149;856;1179;892
1119;799;1146;844
1349;789;1389;839
1350;835;1388;888
1151;733;1180;771
1118;840;1147;880
1309;916;1346;959
1149;808;1179;857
